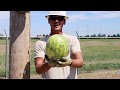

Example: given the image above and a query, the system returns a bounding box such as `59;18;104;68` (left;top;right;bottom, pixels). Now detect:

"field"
0;38;120;79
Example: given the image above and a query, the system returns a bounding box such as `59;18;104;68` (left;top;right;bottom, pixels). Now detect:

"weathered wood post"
9;11;30;79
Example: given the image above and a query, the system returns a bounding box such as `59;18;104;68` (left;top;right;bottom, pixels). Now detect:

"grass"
79;39;120;73
80;63;120;73
0;38;120;77
0;39;6;77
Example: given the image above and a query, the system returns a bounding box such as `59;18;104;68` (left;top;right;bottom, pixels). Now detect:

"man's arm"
69;51;84;68
34;57;51;74
70;36;84;68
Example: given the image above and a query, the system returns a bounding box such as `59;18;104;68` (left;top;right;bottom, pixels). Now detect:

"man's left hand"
56;56;72;67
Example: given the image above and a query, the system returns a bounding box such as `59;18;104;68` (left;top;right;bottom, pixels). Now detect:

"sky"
0;11;120;37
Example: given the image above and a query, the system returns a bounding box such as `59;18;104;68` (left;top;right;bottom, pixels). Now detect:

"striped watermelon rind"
46;34;69;60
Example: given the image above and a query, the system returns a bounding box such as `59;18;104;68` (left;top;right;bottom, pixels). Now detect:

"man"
34;11;84;79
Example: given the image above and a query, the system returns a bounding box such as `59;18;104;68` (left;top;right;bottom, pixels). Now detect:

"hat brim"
45;15;69;20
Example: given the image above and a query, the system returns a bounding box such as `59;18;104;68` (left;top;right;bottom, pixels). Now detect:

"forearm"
35;57;51;74
36;63;51;74
70;58;84;68
70;52;84;68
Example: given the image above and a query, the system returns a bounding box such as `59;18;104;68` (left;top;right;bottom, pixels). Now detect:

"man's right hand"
45;55;58;67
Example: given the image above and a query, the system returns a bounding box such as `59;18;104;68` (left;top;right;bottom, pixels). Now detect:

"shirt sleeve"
70;36;81;53
34;40;46;59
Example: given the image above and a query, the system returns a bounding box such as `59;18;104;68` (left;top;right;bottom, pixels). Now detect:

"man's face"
48;15;66;31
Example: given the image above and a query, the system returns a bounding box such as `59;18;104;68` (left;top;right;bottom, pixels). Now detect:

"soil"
30;69;120;79
1;70;119;79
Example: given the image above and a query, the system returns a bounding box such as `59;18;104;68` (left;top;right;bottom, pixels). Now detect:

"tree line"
80;33;120;37
36;33;120;38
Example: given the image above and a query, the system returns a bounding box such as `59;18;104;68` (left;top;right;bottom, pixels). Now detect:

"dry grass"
0;45;5;55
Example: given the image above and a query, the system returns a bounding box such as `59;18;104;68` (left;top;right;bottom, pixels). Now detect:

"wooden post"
9;11;30;79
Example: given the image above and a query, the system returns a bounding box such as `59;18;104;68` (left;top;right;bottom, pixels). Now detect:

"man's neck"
50;32;63;36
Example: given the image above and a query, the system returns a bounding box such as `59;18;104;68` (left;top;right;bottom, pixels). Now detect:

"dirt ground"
1;70;119;79
77;70;120;79
30;69;120;79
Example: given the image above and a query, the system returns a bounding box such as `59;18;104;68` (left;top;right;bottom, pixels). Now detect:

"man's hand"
45;55;58;67
56;55;73;67
45;55;73;67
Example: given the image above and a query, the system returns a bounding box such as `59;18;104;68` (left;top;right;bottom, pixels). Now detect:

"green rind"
46;34;69;60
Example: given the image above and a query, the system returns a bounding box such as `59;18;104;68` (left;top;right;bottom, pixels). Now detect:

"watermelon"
46;34;69;60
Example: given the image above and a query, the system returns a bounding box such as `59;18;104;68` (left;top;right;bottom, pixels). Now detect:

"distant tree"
117;33;120;37
91;34;96;37
107;35;111;37
102;34;106;37
98;33;101;37
85;35;89;37
112;34;116;37
43;34;45;36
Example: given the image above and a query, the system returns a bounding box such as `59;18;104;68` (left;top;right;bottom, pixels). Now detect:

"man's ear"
64;20;66;25
48;19;50;24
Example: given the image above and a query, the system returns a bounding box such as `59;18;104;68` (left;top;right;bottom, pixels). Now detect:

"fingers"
45;55;49;60
58;61;66;65
45;55;72;67
57;61;69;67
48;63;56;67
